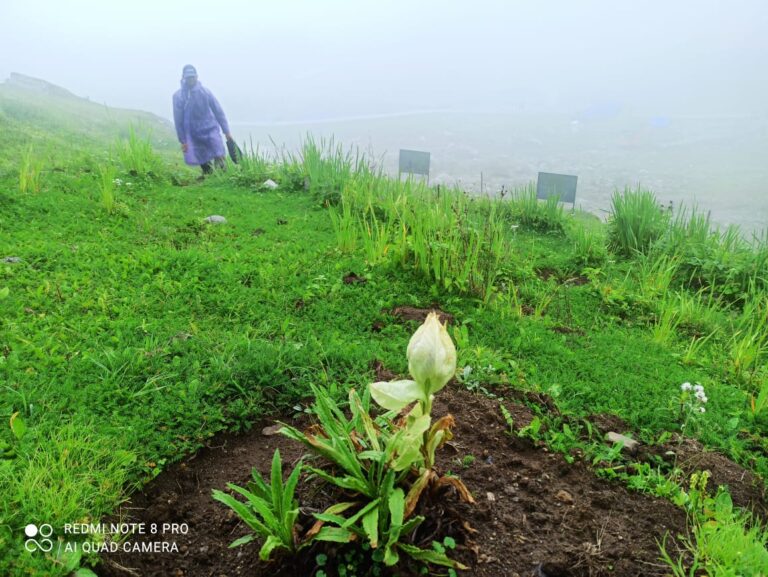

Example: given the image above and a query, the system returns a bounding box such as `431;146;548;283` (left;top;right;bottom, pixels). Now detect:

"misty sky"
2;0;767;123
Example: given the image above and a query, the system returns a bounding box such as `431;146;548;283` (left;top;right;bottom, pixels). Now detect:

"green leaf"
228;484;281;532
10;412;27;441
270;449;284;521
313;512;353;526
341;498;380;529
282;458;303;530
387;488;405;537
212;489;271;537
259;535;284;561
358;450;385;461
74;570;99;577
229;534;256;548
370;379;423;411
398;543;468;569
245;467;271;501
362;507;379;548
319;502;359;516
313;526;356;543
292;427;365;480
389;414;430;471
349;389;381;451
383;543;400;566
305;466;371;496
399;515;425;538
0;287;8;300
425;429;445;468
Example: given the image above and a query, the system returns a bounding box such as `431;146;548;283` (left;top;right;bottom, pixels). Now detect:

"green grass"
1;79;767;576
608;186;669;256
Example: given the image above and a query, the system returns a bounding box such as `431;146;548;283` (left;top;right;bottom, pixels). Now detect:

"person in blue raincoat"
172;64;233;174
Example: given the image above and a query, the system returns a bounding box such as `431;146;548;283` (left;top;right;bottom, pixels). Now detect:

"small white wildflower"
693;384;704;393
113;178;123;186
681;382;692;391
699;407;706;413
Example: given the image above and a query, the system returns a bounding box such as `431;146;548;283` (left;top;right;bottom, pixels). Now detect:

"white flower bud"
407;312;457;396
681;382;692;391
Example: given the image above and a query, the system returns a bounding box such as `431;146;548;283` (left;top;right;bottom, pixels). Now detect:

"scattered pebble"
486;491;496;502
204;215;226;224
555;489;574;504
261;424;283;436
605;432;640;454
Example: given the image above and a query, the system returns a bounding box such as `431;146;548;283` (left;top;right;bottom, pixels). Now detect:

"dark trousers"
200;156;226;174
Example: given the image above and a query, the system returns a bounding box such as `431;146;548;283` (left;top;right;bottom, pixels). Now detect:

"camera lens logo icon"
24;524;54;553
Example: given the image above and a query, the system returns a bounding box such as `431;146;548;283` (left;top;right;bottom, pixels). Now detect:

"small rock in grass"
261;424;283;436
204;215;227;224
605;431;640;455
262;179;278;190
3;257;21;263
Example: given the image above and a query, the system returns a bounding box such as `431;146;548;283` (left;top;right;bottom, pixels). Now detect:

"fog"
2;0;767;230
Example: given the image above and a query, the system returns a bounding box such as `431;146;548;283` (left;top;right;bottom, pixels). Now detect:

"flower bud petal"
370;380;423;412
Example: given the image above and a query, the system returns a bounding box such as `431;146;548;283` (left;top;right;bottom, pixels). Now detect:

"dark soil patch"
522;304;537;316
343;272;367;285
536;268;589;287
390;306;454;325
550;326;585;336
97;389;763;577
371;359;399;382
565;275;590;287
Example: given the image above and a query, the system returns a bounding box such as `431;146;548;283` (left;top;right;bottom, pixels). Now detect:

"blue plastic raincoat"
172;81;230;166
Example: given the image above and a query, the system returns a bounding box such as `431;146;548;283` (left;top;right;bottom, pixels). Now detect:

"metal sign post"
536;172;578;207
399;149;430;184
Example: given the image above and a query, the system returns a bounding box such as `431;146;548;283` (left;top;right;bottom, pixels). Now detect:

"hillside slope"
0;73;176;171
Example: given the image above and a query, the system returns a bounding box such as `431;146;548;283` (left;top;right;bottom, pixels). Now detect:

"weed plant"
114;124;162;178
498;183;566;233
301;135;377;205
97;164;117;214
660;473;768;576
608;186;669;256
18;145;43;193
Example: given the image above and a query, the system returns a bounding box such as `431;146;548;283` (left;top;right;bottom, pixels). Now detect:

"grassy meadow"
1;78;767;576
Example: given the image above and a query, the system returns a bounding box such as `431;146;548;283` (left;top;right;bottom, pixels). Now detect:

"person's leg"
200;161;213;175
214;156;226;171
